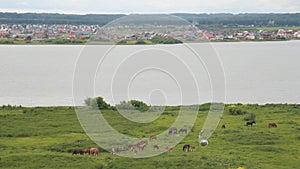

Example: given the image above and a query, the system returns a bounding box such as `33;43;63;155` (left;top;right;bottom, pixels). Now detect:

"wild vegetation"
116;36;183;45
0;104;299;169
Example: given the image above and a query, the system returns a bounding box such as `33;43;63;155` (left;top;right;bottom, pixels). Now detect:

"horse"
165;146;173;152
221;124;226;129
72;149;84;155
137;143;147;151
246;121;256;126
82;148;90;155
198;130;204;138
179;128;188;134
268;122;277;128
153;145;159;151
90;148;99;156
149;135;157;141
190;146;196;152
183;144;190;152
130;146;137;154
200;139;209;146
169;127;177;135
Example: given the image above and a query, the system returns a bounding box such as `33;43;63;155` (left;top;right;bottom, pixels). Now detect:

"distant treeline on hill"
0;12;299;27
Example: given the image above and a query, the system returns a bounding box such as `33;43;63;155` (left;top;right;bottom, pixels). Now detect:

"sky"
0;0;299;14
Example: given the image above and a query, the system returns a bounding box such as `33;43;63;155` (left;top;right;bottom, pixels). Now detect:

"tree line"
0;12;299;26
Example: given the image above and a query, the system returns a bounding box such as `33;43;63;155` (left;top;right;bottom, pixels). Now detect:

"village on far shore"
0;23;300;44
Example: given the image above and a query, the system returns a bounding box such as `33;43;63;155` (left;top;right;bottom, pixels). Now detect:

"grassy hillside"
0;104;299;169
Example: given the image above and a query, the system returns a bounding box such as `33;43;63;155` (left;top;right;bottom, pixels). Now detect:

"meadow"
0;104;299;169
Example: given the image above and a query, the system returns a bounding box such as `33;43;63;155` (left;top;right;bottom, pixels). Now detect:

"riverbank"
1;104;299;169
1;38;299;45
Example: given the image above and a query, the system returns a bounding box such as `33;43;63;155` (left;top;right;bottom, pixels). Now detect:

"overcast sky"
0;0;299;14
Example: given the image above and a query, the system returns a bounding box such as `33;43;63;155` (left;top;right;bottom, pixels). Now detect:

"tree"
129;100;149;112
84;97;113;110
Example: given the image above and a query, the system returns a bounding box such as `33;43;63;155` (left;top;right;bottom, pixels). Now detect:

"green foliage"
115;100;135;110
84;97;114;110
150;36;182;44
115;100;150;112
136;39;147;44
244;113;256;121
228;108;247;115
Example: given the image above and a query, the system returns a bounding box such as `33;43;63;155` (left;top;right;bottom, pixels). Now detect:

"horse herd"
221;121;278;128
72;122;278;156
72;147;99;156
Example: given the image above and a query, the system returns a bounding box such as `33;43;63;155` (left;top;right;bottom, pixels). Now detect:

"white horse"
200;139;208;146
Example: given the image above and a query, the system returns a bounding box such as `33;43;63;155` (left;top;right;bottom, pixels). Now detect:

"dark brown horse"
221;124;226;129
153;145;159;151
179;128;188;134
246;121;256;126
72;149;84;155
268;122;277;128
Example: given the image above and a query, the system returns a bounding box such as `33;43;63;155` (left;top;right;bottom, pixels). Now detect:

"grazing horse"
190;146;196;152
179;128;188;134
165;146;173;152
268;122;277;128
130;146;137;154
169;127;178;135
153;145;159;151
200;139;209;146
221;124;226;129
149;135;157;141
82;148;90;155
183;144;190;152
246;121;256;126
72;149;84;155
137;143;147;151
90;148;99;156
198;130;204;138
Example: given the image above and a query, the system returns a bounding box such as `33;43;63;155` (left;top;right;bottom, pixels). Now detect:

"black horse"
183;144;190;152
246;121;256;126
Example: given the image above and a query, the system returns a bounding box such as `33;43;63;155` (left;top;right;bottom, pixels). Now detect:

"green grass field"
0;104;299;169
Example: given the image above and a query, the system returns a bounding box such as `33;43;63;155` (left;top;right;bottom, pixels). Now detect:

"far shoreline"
0;38;299;45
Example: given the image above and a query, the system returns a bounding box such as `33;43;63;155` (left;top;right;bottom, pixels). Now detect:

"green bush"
151;36;182;44
244;113;256;121
229;108;247;115
84;97;114;110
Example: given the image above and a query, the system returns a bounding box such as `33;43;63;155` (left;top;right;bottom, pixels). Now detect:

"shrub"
228;108;247;115
244;113;256;121
84;97;114;110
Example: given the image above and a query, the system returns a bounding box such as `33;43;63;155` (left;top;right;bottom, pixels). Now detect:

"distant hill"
0;13;124;25
0;12;299;27
173;13;300;28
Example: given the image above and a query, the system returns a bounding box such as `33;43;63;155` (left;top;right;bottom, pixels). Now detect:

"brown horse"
165;146;173;152
82;148;90;155
90;148;99;156
153;145;159;151
268;122;277;128
149;135;157;141
190;146;196;152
